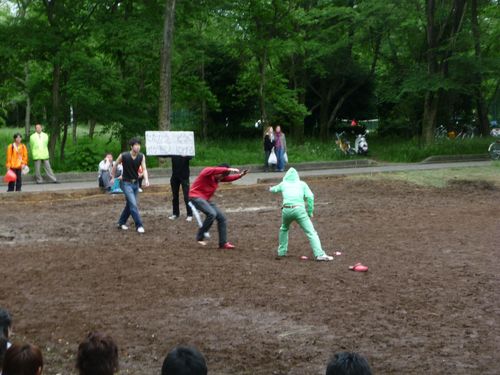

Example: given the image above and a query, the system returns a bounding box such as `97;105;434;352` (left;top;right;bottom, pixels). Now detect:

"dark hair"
217;163;230;168
0;308;12;338
13;133;22;140
2;344;43;375
128;138;141;147
76;332;118;375
104;152;113;157
326;352;372;375
161;346;207;375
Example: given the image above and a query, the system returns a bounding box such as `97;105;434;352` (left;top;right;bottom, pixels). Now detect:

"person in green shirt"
29;124;57;184
269;168;333;261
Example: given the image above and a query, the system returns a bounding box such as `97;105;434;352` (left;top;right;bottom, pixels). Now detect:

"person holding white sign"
111;138;150;234
169;155;193;221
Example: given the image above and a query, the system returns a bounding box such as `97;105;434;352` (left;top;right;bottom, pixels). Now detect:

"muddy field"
1;177;499;374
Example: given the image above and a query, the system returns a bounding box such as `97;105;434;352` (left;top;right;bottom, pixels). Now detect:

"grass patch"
349;164;500;188
369;136;494;162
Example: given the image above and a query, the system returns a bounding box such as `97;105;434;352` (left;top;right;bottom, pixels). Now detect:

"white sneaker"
186;216;193;222
138;188;143;193
137;227;145;234
168;215;178;220
203;232;211;239
316;254;334;261
118;224;129;231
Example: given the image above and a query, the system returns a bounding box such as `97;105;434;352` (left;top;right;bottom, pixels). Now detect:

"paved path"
3;160;493;193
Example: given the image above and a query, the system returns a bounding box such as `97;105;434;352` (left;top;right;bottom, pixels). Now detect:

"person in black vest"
168;155;193;221
111;138;150;233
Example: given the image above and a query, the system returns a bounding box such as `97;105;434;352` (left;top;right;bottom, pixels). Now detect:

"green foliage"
0;0;498;148
60;140;103;172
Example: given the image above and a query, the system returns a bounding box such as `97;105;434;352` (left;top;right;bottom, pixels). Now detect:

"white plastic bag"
268;149;277;165
283;152;288;164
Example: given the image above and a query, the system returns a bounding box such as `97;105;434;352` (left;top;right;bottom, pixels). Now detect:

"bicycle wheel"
488;142;500;160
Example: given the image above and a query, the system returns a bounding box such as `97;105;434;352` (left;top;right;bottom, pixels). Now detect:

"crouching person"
98;152;114;191
269;167;333;261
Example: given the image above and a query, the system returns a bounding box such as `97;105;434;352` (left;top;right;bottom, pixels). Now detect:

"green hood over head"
283;167;299;182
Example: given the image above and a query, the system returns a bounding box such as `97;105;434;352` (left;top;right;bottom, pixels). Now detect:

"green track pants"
278;207;326;258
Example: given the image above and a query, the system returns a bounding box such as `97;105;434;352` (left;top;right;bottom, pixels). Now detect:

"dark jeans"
190;197;227;246
7;168;22;192
264;149;273;171
276;147;285;171
171;176;192;217
118;181;143;228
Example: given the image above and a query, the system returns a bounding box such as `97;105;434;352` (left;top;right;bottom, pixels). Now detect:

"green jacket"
269;167;314;216
30;132;50;160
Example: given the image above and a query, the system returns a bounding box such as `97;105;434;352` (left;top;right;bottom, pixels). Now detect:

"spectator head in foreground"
0;336;8;371
76;332;118;375
2;344;43;375
326;352;372;375
0;308;12;339
161;346;207;375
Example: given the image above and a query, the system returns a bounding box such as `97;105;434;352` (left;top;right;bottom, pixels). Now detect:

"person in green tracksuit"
269;168;334;261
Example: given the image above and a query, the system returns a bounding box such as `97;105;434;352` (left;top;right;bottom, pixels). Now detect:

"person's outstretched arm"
221;168;248;182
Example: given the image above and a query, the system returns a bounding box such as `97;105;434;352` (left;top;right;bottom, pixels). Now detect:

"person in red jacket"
189;164;248;249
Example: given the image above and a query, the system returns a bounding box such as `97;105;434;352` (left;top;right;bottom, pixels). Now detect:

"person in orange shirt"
5;133;28;192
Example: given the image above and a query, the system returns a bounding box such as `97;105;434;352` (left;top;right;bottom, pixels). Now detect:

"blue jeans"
190;198;227;246
276;147;285;171
118;181;143;228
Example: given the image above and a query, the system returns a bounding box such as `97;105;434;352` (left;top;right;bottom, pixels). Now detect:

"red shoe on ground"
220;242;235;249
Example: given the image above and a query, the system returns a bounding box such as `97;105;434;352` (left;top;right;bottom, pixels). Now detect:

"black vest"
121;152;143;181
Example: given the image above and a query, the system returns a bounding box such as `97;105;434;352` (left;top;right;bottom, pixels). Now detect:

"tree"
158;0;176;131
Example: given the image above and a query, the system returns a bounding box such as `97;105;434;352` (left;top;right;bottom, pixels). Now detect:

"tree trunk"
60;121;68;161
89;119;97;139
319;81;330;140
423;91;439;143
201;52;208;140
422;0;467;143
289;54;305;143
48;61;61;159
72;105;78;144
470;0;490;136
24;65;31;140
422;0;438;143
158;0;176;131
258;47;268;126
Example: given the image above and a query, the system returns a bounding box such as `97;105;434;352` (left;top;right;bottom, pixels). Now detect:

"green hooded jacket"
270;168;314;216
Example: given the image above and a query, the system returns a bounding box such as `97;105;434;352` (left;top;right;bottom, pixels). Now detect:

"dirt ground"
1;177;499;375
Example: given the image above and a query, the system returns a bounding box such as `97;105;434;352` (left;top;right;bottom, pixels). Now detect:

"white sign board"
145;131;195;156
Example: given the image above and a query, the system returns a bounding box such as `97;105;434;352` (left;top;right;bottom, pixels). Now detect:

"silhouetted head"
161;346;207;375
326;352;372;375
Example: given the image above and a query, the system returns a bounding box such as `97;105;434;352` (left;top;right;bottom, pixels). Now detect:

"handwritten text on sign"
145;131;195;156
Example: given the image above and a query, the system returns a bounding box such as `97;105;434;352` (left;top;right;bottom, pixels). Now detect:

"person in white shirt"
98;153;114;191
